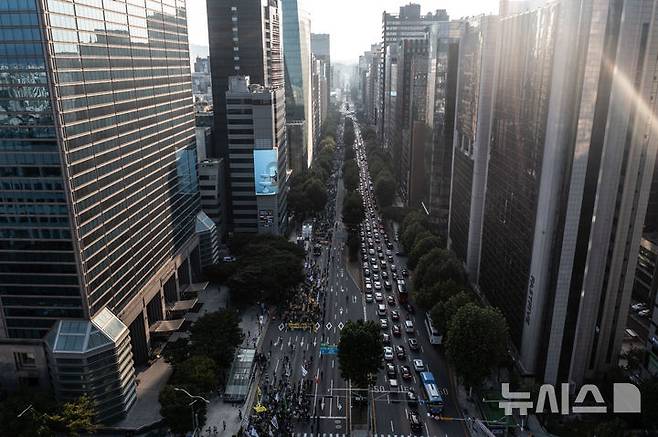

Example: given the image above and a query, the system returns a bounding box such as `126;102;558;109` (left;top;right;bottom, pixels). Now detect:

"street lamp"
172;388;210;435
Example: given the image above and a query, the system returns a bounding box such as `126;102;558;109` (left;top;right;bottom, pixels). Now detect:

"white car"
374;281;382;291
384;346;394;361
375;292;384;302
413;359;425;372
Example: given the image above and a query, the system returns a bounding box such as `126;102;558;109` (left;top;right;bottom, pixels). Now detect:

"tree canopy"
190;309;244;372
337;320;383;388
408;235;443;270
159;385;207;435
342;191;365;231
374;172;396;208
430;290;477;333
445;304;509;388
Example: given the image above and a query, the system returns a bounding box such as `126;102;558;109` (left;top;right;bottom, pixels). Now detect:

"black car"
408;410;422;431
402;268;409;277
386;363;397;378
392;324;401;336
391;310;400;321
408;338;420;351
400;365;412;380
395;345;406;360
405;303;416;314
406;389;419;409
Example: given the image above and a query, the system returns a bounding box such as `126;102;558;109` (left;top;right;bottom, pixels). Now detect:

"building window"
14;352;36;370
231;6;237;11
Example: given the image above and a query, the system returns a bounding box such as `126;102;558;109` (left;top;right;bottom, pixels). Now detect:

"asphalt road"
256;101;469;436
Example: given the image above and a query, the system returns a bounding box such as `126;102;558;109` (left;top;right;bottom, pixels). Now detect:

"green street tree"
342;191;365;230
430;290;477;333
445;304;509;388
417;256;466;290
337;320;384;388
304;177;328;213
190;310;244;373
374;172;396;207
413;279;462;309
170;356;219;396
413;247;451;289
342;160;360;192
159;385;207;435
49;395;97;436
401;221;427;252
408;236;443;270
399;210;427;239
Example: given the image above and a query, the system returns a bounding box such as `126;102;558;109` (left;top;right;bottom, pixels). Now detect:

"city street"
250;101;470;437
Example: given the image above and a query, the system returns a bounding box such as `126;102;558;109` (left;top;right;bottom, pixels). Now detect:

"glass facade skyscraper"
282;0;313;171
0;0;200;420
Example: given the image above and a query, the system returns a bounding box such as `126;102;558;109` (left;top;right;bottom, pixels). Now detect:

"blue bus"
420;371;445;414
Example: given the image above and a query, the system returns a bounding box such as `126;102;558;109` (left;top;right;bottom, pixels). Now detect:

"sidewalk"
204;306;268;436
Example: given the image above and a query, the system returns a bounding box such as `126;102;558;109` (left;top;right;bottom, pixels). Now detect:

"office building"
311;33;331;91
394;38;429;207
378;4;448;144
198;159;227;239
0;0;201;422
358;43;381;126
448;15;499;281
196;211;220;268
425;21;462;228
282;0;313;170
206;0;284;159
225;76;288;235
477;0;658;386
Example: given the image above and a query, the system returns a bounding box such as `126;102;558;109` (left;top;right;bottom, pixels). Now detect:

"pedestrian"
222;420;226;431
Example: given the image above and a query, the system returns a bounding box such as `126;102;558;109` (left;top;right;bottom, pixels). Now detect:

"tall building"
378;4;448;145
198;159;227;239
425;21;462;229
394;38;429;207
225;76;288;235
448;15;499;281
311;33;331;91
206;0;284;159
282;0;313;170
0;0;201;422
358;43;381;126
477;0;658;386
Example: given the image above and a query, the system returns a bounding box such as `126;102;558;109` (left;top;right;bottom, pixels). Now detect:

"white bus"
425;313;443;345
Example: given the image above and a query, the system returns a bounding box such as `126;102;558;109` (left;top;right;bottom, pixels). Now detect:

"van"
378;304;387;316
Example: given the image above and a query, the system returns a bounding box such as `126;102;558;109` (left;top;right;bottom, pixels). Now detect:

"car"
378;252;385;260
404;320;415;334
364;276;372;284
391;310;400;321
374;281;382;291
382;333;391;344
368;248;375;255
412;359;425;372
402;268;409;277
363;269;370;277
223;255;236;263
400;365;412;380
372;264;379;272
389;378;399;391
395;345;406;360
386;249;392;256
370;257;377;264
365;283;372;291
384;280;392;290
386;363;397;378
387;255;394;263
380;259;387;268
387;242;394;250
406;389;419;408
391;271;399;280
372;273;380;281
381;270;389;279
408;410;422;431
380;318;389;330
639;309;651;317
390;264;397;272
365;293;373;303
392;324;401;336
375;292;383;302
632;302;648;311
405;303;416;314
408;338;420;351
387;296;396;306
377;304;387;316
384;346;394;360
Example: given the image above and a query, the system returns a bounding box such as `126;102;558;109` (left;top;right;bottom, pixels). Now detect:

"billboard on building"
253;149;279;196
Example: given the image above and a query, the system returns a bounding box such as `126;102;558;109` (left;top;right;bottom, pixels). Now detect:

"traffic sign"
319;343;338;355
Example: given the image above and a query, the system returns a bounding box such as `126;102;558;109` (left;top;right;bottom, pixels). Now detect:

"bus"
419;372;444;414
425;313;443;345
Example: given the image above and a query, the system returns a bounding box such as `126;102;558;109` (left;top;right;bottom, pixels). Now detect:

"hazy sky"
186;0;499;64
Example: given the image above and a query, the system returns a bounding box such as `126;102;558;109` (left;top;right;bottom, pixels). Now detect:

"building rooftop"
45;308;127;354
